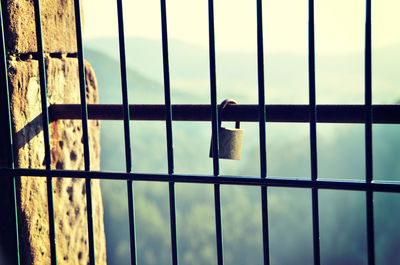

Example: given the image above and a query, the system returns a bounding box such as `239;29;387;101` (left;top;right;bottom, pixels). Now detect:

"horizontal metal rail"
49;104;400;124
1;168;400;193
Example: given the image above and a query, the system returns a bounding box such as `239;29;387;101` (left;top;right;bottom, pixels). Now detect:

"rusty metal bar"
49;104;400;124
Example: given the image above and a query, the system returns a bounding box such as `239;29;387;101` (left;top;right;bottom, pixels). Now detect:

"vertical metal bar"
0;1;21;263
32;1;57;264
256;0;270;264
365;0;375;264
73;1;95;264
167;182;178;265
257;0;267;181
115;0;137;264
366;191;374;264
159;1;179;265
308;0;320;264
160;0;174;176
213;184;223;265
208;1;223;264
208;1;219;171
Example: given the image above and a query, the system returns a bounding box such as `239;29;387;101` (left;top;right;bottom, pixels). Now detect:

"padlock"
210;99;244;160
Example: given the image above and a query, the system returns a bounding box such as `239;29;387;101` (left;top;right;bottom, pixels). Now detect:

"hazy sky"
83;0;400;53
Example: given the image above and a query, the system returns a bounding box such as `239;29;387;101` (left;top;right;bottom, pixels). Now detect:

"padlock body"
210;127;244;160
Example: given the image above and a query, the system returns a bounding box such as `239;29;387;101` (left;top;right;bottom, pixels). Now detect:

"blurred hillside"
85;38;400;265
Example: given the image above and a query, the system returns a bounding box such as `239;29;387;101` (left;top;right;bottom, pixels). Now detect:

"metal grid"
0;0;399;265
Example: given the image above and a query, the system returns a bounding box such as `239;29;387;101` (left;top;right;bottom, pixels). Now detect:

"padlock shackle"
218;99;240;129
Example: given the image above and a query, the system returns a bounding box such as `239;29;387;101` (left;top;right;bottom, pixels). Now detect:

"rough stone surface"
2;0;81;54
7;56;106;265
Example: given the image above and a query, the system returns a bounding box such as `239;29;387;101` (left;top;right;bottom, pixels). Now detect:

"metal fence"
0;0;399;265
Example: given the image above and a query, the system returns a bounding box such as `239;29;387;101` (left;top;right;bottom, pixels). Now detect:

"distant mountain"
84;48;164;104
86;37;400;104
85;37;259;104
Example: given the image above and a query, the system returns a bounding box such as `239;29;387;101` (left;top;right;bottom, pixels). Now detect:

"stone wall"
0;0;106;264
3;0;80;54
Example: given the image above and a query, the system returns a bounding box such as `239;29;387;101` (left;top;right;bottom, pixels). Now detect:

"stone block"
5;56;106;265
3;0;81;54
